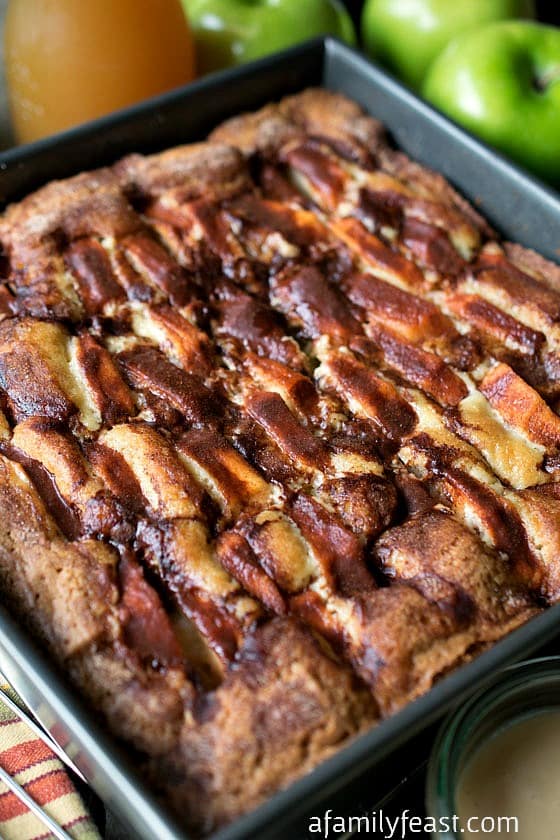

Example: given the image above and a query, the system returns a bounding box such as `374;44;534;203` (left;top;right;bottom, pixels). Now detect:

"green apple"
361;0;535;89
182;0;356;76
423;21;560;184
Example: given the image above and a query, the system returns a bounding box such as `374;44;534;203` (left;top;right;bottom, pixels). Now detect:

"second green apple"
361;0;535;88
182;0;355;76
423;21;560;184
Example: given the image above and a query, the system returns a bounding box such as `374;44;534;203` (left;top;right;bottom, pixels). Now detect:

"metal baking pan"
1;36;560;840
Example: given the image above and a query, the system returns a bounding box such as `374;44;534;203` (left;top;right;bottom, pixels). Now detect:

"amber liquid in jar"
5;0;195;144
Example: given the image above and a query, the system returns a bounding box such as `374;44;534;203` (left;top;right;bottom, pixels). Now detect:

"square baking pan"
1;36;560;840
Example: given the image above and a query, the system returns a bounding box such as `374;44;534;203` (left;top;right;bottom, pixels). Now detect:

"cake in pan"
0;88;558;834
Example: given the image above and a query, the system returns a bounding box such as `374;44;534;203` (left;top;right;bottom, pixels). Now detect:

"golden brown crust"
0;87;558;833
0;454;114;654
376;510;536;626
0;169;140;278
210;88;492;237
210;89;386;161
0;451;193;753
116;143;250;200
504;241;560;294
160;618;376;836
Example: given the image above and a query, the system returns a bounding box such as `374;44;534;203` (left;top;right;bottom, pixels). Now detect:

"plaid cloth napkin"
0;680;101;840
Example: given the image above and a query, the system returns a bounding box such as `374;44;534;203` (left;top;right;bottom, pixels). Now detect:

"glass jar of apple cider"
4;0;196;144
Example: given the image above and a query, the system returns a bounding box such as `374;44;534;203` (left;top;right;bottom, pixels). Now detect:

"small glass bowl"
426;656;560;839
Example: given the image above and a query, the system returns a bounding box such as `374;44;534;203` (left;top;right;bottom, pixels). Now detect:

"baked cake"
0;88;558;834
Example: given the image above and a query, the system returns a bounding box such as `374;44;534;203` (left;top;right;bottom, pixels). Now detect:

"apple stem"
533;64;560;92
